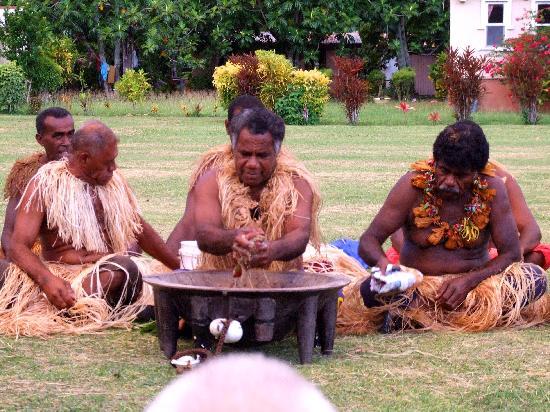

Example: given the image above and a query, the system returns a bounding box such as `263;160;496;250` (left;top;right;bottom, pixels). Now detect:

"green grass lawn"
33;90;550;126
0;114;548;411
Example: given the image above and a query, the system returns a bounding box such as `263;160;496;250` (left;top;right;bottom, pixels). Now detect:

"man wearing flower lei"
386;160;550;270
337;121;548;333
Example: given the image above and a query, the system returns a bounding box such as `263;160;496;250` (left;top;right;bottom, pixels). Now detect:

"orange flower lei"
411;160;496;250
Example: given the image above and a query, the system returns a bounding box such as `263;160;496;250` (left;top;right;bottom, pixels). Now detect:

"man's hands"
374;256;391;276
39;273;76;310
436;275;477;310
232;227;271;268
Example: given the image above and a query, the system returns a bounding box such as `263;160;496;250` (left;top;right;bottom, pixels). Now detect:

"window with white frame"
486;3;505;46
536;2;550;25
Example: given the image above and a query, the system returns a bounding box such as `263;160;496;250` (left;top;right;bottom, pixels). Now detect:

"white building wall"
450;0;537;56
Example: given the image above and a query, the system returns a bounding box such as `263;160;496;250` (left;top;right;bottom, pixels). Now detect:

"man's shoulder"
484;174;507;194
194;168;219;189
3;152;47;200
487;159;516;183
189;144;232;188
290;175;313;193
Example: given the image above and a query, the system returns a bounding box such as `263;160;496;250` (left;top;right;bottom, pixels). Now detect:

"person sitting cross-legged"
0;121;179;337
337;120;549;334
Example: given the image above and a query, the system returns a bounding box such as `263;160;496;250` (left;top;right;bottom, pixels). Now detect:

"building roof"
321;31;362;45
253;31;362;45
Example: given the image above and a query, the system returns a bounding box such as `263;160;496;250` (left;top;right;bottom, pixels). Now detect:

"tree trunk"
396;16;411;68
114;38;121;82
350;108;359;125
527;99;538;125
293;9;305;68
26;80;32;103
122;37;135;74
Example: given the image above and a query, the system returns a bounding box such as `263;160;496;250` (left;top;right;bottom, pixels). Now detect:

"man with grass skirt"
192;107;321;271
337;120;548;334
1;107;75;258
0;121;179;337
166;95;266;252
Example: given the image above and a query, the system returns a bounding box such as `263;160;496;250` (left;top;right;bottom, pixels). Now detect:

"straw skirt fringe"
337;262;549;334
0;255;167;338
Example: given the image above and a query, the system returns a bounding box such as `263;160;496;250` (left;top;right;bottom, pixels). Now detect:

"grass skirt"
337;262;549;334
0;255;167;338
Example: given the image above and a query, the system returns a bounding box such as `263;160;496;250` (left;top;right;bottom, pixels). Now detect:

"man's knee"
102;256;143;305
526;264;547;300
515;263;548;305
360;277;379;308
524;251;545;268
105;256;140;279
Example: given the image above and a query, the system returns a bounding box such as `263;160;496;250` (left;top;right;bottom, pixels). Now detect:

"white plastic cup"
178;240;201;270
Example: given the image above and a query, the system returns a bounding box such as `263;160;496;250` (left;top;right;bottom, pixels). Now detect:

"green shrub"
367;70;385;97
275;85;321;125
114;69;152;105
78;91;91;114
213;50;330;122
31;53;64;93
392;67;416;100
290;69;330;122
255;50;293;109
212;62;240;109
429;52;448;99
0;62;27;113
48;37;78;87
318;68;333;79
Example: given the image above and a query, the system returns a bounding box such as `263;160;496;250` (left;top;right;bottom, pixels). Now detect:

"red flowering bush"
228;53;261;97
330;56;369;125
486;30;550;124
442;47;488;121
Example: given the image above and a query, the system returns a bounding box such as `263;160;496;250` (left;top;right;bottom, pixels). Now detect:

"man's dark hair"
36;107;72;134
433;120;489;172
72;120;118;156
229;107;285;153
227;95;264;121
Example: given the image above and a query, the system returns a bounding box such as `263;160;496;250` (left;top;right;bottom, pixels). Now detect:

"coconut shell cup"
171;348;212;374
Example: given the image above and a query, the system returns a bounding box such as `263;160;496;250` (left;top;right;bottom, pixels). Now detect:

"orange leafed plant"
428;111;441;124
395;101;415;112
330;57;369;124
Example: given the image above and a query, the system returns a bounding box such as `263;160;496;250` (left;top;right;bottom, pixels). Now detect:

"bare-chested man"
1;121;179;336
342;121;547;332
166;95;264;254
387;161;549;269
192;107;320;271
1;107;74;258
489;161;546;266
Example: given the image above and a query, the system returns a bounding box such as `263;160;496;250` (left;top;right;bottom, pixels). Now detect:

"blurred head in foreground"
146;353;336;412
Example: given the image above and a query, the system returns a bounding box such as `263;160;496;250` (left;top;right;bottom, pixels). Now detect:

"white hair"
146;353;336;412
229;108;284;154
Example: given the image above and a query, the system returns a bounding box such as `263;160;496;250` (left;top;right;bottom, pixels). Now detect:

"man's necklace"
411;160;496;250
